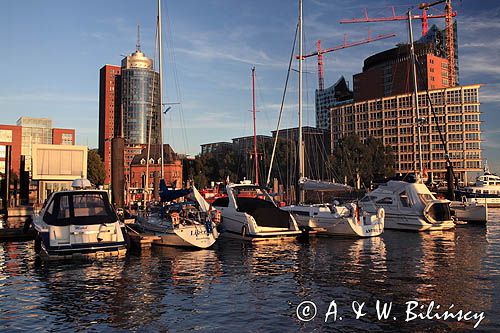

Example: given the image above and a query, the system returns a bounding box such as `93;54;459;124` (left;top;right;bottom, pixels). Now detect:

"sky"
1;0;499;173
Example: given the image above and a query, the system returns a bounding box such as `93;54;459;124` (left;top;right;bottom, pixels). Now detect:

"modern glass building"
121;50;161;145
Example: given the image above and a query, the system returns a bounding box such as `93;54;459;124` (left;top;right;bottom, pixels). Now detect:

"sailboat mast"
252;67;259;185
298;0;305;202
408;10;424;177
158;0;165;180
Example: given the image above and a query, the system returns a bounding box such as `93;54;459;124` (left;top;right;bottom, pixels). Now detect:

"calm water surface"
1;211;499;332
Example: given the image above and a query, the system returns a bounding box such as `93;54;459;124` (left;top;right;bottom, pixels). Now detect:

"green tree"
87;149;106;186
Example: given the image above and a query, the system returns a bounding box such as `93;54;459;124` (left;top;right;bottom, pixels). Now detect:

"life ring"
377;207;385;220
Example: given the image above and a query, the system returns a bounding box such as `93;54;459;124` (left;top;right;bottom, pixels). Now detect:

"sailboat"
277;0;384;238
135;0;219;249
212;67;302;241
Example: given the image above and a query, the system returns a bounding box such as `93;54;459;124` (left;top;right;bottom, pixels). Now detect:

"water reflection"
0;214;498;331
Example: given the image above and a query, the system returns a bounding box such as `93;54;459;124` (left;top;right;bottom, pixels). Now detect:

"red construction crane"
419;0;456;86
340;5;456;37
298;32;396;90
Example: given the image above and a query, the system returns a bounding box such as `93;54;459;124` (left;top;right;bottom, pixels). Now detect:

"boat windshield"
43;191;117;226
232;186;272;202
419;193;435;205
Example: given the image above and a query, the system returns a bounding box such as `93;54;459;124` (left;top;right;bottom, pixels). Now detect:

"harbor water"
1;211;499;332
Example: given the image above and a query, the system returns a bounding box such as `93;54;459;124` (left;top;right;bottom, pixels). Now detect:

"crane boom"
340;5;456;37
297;32;396;91
298;32;396;90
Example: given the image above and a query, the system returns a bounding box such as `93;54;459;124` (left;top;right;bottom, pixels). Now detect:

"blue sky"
1;0;499;173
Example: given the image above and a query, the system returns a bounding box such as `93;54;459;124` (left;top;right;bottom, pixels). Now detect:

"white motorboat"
359;180;455;231
450;200;488;224
456;163;500;207
212;182;302;241
31;179;127;259
282;202;384;237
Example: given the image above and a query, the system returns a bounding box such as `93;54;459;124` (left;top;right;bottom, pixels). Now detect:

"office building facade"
331;85;482;183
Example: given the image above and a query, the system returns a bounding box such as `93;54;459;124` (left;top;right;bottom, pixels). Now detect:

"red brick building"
353;43;450;102
0;125;22;177
128;144;183;202
52;128;75;145
98;64;122;184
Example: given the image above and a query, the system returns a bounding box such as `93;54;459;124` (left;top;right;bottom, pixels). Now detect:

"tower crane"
298;32;396;91
340;5;456;37
419;0;456;86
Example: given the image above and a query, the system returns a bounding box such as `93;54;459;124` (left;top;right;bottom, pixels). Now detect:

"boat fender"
354;204;361;225
241;225;247;238
377;207;385;220
23;216;33;234
212;210;222;224
171;212;180;226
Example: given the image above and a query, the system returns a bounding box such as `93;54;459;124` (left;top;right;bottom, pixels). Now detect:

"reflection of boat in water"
212;182;302;241
360;181;455;231
30;179;127;259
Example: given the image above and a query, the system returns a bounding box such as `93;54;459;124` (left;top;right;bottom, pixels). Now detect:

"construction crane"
340;6;456;37
298;32;396;91
419;0;455;86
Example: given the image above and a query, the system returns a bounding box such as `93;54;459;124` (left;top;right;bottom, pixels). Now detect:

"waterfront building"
200;141;233;159
98;64;122;184
121;49;161;145
0;125;22;177
129;144;183;201
232;135;273;155
315;76;354;130
98;45;162;186
331;84;482;183
353;43;451;102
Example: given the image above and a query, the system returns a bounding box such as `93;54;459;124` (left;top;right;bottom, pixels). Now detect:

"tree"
87;149;106;186
332;134;394;187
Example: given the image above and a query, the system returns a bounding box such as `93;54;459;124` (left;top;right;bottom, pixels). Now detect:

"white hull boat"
282;203;384;237
136;213;218;249
360;180;455;232
450;201;488;224
212;182;302;241
30;180;127;259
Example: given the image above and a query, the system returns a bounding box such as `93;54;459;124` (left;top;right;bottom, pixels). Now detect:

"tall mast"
298;0;304;203
158;0;164;180
408;10;424;176
252;67;259;185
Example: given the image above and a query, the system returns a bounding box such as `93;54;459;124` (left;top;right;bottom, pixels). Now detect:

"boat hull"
382;213;455;231
293;214;384;237
450;202;488;224
137;216;218;249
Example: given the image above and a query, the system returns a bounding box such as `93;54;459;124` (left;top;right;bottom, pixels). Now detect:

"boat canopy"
159;179;191;202
42;191;117;226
